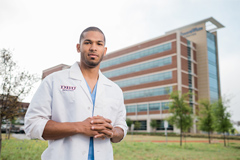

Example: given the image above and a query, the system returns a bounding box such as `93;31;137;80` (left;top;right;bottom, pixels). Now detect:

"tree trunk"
7;122;11;139
180;131;182;146
208;131;211;144
224;133;226;147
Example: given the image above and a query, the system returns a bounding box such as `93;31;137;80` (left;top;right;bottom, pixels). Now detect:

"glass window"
126;105;137;113
123;86;172;100
149;103;161;111
207;32;219;102
137;104;148;112
133;120;147;130
103;57;172;78
156;120;173;130
115;71;172;88
100;43;171;69
162;102;170;110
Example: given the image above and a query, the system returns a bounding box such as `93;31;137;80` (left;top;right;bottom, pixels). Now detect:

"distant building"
42;64;70;79
42;17;224;133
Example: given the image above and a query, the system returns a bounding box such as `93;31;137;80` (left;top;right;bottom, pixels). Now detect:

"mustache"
88;53;98;56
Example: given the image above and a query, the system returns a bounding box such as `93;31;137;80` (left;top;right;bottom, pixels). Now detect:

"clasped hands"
82;115;114;139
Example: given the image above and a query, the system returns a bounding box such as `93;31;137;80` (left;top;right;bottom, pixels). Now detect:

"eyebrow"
84;39;104;43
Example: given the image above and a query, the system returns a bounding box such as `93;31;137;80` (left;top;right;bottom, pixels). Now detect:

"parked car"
19;126;25;133
1;124;20;133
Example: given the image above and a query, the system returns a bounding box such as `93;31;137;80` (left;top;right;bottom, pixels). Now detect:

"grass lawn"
1;134;240;160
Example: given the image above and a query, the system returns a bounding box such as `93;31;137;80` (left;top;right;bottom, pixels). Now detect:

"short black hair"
79;26;106;45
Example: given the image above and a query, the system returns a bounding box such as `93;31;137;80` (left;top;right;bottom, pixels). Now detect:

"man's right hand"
42;116;112;140
80;116;112;138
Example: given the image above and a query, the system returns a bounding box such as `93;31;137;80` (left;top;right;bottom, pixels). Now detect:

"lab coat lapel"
69;62;92;104
80;81;93;104
95;72;105;107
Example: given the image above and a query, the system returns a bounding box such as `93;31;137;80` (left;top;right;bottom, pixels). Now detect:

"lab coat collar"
69;62;113;106
69;62;113;87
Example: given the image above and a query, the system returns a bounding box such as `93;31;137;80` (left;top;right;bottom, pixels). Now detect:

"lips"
88;53;98;58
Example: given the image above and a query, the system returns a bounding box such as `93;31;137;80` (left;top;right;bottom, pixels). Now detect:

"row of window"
103;57;172;78
100;43;171;69
126;102;170;113
123;86;172;100
115;71;172;88
131;120;173;130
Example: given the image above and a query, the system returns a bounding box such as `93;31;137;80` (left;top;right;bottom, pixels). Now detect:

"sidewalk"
12;133;31;140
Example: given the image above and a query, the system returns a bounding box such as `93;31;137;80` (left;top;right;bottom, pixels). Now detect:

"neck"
79;62;99;81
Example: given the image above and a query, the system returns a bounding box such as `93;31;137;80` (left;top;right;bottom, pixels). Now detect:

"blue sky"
1;0;239;129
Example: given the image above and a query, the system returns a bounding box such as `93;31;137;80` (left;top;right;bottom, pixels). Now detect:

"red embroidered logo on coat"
61;85;76;91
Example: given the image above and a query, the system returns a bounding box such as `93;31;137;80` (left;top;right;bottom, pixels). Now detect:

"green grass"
1;139;47;160
1;135;240;160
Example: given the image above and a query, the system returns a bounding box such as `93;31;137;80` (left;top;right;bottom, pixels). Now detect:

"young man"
24;27;128;160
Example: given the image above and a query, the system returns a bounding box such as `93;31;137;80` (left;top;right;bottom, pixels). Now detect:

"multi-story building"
42;17;224;133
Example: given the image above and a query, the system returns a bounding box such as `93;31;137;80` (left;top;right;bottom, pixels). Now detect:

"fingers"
94;130;113;139
92;115;112;124
82;115;113;139
91;122;113;130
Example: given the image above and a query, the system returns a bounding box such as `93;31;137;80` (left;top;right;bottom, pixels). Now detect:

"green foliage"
167;91;193;132
150;120;157;129
150;120;157;132
198;99;215;143
212;99;232;147
230;128;235;135
0;49;39;121
134;121;141;130
167;91;193;146
126;118;132;128
0;48;39;153
212;99;232;133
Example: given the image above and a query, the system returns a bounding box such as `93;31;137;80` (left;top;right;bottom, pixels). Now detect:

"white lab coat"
24;62;128;160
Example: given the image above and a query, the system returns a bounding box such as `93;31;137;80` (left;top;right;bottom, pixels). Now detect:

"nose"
89;43;97;52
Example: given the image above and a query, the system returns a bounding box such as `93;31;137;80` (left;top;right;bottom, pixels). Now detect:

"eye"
84;41;91;44
98;43;103;46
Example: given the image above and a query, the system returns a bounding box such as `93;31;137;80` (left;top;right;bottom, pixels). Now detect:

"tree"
134;121;141;130
230;128;235;135
126;118;133;129
0;49;39;155
167;91;193;146
198;99;215;144
150;120;157;133
212;99;232;147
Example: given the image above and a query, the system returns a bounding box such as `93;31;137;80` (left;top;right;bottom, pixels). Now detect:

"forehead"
82;31;104;42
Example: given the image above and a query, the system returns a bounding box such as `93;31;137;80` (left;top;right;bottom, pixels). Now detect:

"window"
115;71;172;88
149;103;161;111
126;105;137;113
207;32;219;102
156;120;173;130
137;104;148;112
124;86;172;100
133;120;147;130
100;43;171;69
103;57;172;78
162;102;170;110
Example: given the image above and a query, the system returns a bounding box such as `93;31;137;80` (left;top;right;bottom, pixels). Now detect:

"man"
24;27;128;160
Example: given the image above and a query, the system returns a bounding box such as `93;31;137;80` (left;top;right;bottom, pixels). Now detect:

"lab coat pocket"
61;91;75;103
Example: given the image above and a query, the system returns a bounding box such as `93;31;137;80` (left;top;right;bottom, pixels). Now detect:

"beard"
81;52;104;68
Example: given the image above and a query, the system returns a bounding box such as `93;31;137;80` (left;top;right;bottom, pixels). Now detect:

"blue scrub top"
85;80;98;160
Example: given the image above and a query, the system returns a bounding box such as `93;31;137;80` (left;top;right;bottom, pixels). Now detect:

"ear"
76;44;80;53
104;47;107;56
